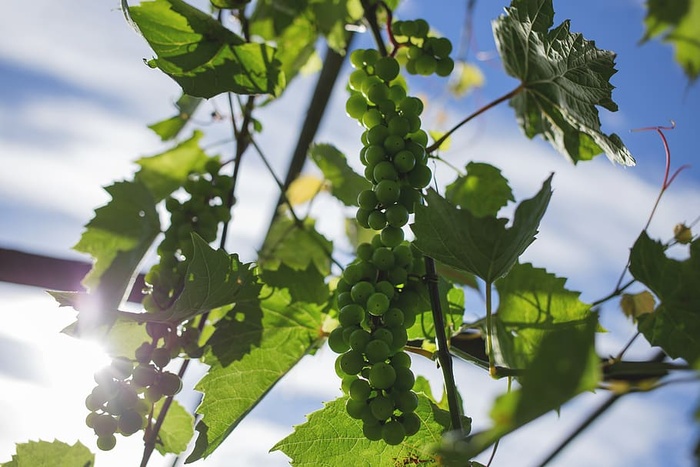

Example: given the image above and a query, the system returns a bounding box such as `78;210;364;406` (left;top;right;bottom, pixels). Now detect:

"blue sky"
0;0;699;466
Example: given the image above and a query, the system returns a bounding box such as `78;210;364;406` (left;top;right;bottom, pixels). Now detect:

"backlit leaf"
445;162;514;218
629;232;700;362
130;0;284;98
411;175;552;283
260;214;333;275
154;398;195;455
2;440;94;467
187;286;324;460
286;175;325;206
449;61;485;97
493;0;634;165
310;144;372;207
148;94;203;141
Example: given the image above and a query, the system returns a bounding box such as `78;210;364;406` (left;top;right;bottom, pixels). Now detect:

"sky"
0;0;699;466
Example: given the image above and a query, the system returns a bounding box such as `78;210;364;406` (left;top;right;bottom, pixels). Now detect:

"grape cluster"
85;322;197;450
329;234;426;445
144;158;233;311
391;20;454;77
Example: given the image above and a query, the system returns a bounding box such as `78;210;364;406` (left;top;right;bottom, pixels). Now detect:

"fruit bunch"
144;158;233;311
390;19;454;76
330;46;454;444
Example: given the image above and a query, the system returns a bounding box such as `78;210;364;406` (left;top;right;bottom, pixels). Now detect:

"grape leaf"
259;214;333;275
493;263;592;370
271;393;462;466
445;162;514;218
629;232;700;363
405;279;465;342
187;286;324;461
250;0;319;86
1;440;94;467
642;0;700;82
260;263;331;305
148;94;203;141
492;0;634;165
134;131;210;202
129;0;284;98
308;0;363;53
448;312;599;458
411;175;552;283
154;398;195;455
73;180;160;309
310;144;372;207
286;175;325;206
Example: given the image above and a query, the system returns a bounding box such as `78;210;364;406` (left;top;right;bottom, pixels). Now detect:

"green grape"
380;226;405;248
151;347;172;369
382;420;406;445
431;37;453;58
145;385;164;404
413;19;429;38
341;375;357;394
393;390;419;413
414;54;437;75
356;260;378;281
375;56;400;82
349;69;368;91
132;364;158;388
407;45;423;61
85;412;98;429
391;351;412;369
387;265;408;286
339;303;365;326
385;204;409;228
393;150;416;173
356;242;374;261
157;371;183;396
350;281;374;304
367;125;390;146
383;134;405;154
364;144;386;165
349;328;372;352
374;180;401;205
383;307;404;327
389;84;407;102
362;108;384;129
96;434;117;451
402;307;418;328
346;398;369;419
392;244;413;267
436;57;455;77
366;82;390;104
365;339;391;363
328;327;350;353
373;161;398;182
337;291;354;309
372;247;395;271
340;350;366;375
388;116;410;137
372;328;393;345
350;49;366;68
110;357;133;380
407;164;432;189
118;409;144;436
93;414;118;437
363;48;380;66
357;189;378;209
409;129;429;146
375;280;395;300
349;379;372;402
394;366;416;391
398;186;422;214
369;394;394;421
363;421;384;441
367;210;388;230
345;93;368;119
367;293;390;316
369;362;396;389
390;326;409;351
400;412;421;436
356;207;371;229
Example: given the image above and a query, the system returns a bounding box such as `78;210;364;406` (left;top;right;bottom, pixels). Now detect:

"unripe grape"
365;339;391;363
132;364;158;388
369;394;394;421
346;93;368;119
118;409;145;436
391;351;412;369
382;420;406;445
350;281;374;305
349;328;372;352
151;347;172;369
372;247;395;271
385;204;409;228
394;366;416;391
96;434;117;451
380;226;405;248
340;350;365;375
339;304;364;326
346;398;369;419
349;69;367;91
356;242;374;261
375;56;400;82
374;180;401;205
373;161;399;182
328;327;351;353
157;371;183;396
400;412;421;436
393;390;419;413
363;421;384;441
368;210;388;230
375;280;395;300
369;362;396;389
383;307;404;327
436;57;455;77
349;378;372;401
93;414;118;437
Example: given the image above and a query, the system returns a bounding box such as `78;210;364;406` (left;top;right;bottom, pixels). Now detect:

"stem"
426;84;523;153
424;256;463;433
485;281;496;376
360;0;388;56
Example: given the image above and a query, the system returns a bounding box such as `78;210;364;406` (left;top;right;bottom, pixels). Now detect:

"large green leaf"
271;393;462;466
1;440;94;467
259;215;333;275
404;279;465;342
629;232;700;363
134;131;210;202
308;0;363;53
260;262;330;305
310;144;372;207
129;0;284;98
73;180;160;309
411;175;552;283
154;398;195;455
148;94;203;141
493;263;592;370
446;312;599;458
187;286;324;461
492;0;634;165
445;162;514;218
642;0;700;82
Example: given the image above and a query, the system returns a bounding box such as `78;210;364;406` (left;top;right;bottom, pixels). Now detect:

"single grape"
367;210;388;231
374;56;400;82
369;362;396;389
367;293;391;316
346;398;370;419
393;390;419;413
363;421;384;441
362;108;384;129
350;281;375;305
156;371;183;396
374;180;401;205
372;247;395;271
93;414;118;437
356;207;371;229
96;434;117;451
365;339;391;363
369;394;394;421
436;57;455;77
383;420;406;445
346;93;368;119
349;378;372;401
383;135;406;154
373;161;399;182
118;409;145;436
337;291;354;309
340;350;366;375
407;164;432;189
349;328;372;352
385;204;409;228
349;69;368;91
339;303;365;326
356;242;374;261
394;366;416;391
400;412;421;436
367;125;390;146
375;280;395;300
132;364;158;388
328;327;351;353
151;347;172;369
380;226;405;248
390;351;412;369
383;307;404;328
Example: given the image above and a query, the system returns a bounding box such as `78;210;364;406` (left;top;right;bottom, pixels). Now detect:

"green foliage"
129;0;285;97
259;215;333;275
629;232;700;363
643;0;700;82
310;144;372;207
188;285;325;460
272;394;460;466
154;399;195;455
492;0;634;165
1;440;94;467
445;162;514;218
411;175;552;283
148;94;203;141
493;263;593;370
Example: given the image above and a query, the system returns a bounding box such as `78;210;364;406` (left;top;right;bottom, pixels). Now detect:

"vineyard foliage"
4;0;700;466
